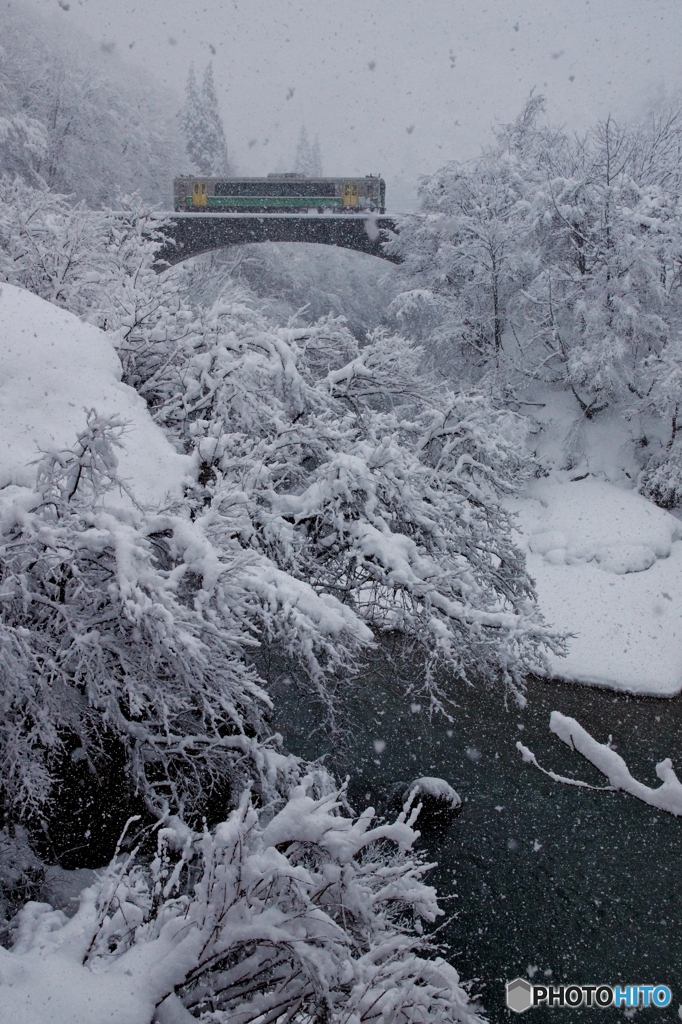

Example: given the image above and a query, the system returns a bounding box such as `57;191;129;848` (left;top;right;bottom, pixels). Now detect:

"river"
273;668;682;1022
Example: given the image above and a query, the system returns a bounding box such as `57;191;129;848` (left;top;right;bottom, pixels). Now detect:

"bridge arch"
153;213;400;268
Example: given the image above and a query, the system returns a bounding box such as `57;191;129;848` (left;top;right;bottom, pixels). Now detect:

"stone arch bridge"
153;212;400;268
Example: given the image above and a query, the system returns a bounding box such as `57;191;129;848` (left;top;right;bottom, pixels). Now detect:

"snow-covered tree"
392;94;682;507
201;63;231;174
510;112;682;416
181;64;203;171
637;334;682;506
0;179;110;312
387;100;550;378
129;293;559;712
390;154;531;374
310;133;323;176
0;47;47;184
0;412;278;821
0;4;184;206
294;124;323;176
181;63;231;176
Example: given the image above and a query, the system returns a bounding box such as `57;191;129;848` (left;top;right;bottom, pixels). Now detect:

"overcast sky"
23;0;682;209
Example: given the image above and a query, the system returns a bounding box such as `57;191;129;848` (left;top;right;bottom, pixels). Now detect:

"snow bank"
511;473;682;695
0;934;158;1024
523;475;679;573
0;283;192;506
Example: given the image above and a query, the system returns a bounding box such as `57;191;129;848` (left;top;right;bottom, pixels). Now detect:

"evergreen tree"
310;131;323;175
181;62;231;176
181;63;202;171
294;123;323;175
200;61;230;174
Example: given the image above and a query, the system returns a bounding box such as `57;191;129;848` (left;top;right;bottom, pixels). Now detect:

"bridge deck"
153;212;400;267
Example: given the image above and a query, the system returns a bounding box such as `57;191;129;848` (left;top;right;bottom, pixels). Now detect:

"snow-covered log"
518;711;682;816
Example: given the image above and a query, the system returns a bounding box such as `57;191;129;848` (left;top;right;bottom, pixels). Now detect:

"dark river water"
273;670;682;1023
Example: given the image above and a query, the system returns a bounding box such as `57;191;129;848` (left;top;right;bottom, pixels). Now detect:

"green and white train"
173;173;386;214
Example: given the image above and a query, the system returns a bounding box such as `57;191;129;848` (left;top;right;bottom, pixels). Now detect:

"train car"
173;173;386;214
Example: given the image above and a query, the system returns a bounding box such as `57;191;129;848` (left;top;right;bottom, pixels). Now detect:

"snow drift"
512;471;682;696
0;283;192;506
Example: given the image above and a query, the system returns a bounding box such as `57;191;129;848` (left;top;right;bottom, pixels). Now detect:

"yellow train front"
173;173;386;214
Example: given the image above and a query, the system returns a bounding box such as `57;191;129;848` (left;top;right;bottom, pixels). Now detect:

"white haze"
19;0;682;210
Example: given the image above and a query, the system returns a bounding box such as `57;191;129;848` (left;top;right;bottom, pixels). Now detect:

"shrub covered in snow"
0;778;483;1024
106;253;559;704
0;413;276;820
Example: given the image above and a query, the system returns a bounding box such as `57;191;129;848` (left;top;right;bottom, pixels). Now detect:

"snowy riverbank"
3;281;680;698
510;391;682;696
514;474;682;695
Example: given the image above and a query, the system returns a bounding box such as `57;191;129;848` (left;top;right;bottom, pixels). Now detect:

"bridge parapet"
153;213;400;268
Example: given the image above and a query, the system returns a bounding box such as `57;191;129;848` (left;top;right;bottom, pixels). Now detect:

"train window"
216;180;336;197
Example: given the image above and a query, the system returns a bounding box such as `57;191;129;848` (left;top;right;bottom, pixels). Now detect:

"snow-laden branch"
518;711;682;815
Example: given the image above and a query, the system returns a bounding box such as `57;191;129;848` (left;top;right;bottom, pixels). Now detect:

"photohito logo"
506;979;672;1013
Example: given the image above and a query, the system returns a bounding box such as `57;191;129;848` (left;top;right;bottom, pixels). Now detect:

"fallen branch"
517;711;682;816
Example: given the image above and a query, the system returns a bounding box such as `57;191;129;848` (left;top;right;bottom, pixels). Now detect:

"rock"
403;776;463;831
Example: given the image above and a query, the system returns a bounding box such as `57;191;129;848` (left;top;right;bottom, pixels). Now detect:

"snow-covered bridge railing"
152;212;401;267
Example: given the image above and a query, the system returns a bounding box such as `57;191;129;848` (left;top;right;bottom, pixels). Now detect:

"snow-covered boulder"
0;283;193;506
404;777;463;829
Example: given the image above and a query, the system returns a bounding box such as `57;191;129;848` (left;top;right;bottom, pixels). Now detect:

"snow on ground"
510;390;682;695
0;283;193;507
513;473;682;695
0;940;158;1024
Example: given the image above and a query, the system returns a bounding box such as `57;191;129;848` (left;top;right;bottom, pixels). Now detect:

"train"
173;173;386;214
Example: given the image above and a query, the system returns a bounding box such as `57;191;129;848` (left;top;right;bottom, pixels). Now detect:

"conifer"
181;61;231;176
